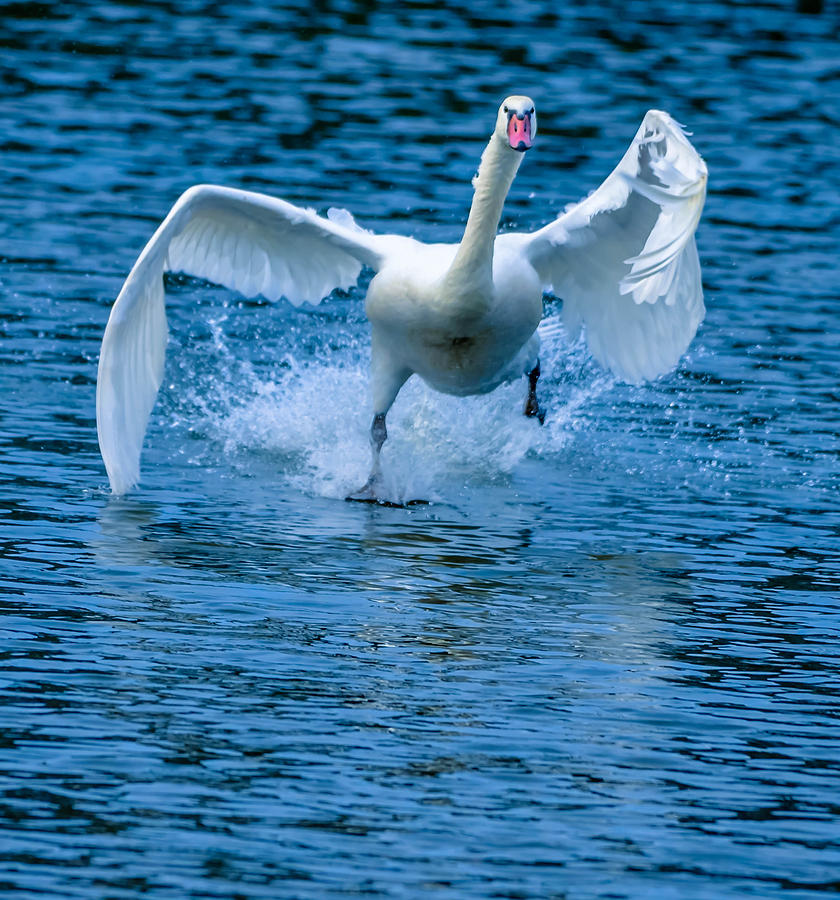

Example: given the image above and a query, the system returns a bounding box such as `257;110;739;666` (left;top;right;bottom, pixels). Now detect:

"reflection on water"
2;0;840;897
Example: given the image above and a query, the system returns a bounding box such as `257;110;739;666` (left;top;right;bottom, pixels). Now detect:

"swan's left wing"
525;110;707;383
97;184;394;495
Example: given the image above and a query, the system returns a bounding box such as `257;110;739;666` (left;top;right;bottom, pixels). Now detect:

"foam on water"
168;306;614;504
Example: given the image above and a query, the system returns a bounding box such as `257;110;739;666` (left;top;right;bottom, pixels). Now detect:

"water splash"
164;307;614;503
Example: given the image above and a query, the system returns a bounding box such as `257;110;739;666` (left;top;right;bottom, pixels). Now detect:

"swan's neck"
445;134;523;291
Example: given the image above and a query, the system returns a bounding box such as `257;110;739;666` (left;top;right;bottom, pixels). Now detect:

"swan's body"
97;96;707;497
366;236;543;400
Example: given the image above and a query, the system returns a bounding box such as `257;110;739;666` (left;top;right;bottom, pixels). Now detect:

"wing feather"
526;110;707;383
97;183;390;494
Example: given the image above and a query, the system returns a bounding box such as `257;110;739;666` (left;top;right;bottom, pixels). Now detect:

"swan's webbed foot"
345;483;429;508
524;360;546;425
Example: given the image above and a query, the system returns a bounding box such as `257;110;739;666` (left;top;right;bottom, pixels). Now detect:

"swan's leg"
346;346;411;502
366;412;388;484
524;359;546;425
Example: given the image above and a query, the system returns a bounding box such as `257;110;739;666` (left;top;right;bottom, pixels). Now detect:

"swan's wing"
525;110;707;383
97;183;391;495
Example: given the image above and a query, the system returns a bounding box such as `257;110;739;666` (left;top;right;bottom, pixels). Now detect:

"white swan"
97;95;707;498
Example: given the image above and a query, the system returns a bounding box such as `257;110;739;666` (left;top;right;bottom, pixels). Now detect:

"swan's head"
497;95;536;152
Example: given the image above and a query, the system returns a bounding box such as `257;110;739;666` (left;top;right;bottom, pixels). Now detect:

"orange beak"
507;114;533;152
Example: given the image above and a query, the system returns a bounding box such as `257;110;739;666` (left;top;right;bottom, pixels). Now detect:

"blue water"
2;1;839;897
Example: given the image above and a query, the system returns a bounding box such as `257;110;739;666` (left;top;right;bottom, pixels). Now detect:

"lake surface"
2;1;839;897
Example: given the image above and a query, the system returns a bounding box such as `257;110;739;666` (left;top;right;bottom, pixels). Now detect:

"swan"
96;95;707;499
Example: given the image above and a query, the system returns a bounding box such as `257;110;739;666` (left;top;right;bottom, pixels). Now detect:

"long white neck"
445;133;523;291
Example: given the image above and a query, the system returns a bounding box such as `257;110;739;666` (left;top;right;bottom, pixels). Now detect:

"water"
2;1;839;897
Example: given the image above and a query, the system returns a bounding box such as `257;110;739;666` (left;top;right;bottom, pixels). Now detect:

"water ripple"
2;0;840;897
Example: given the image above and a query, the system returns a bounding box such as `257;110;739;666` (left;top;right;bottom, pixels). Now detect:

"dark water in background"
2;1;840;897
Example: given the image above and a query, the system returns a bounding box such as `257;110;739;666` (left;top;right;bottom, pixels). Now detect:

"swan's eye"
528;107;534;115
503;105;508;113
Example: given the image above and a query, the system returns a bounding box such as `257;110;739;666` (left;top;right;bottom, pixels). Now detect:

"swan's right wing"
97;184;394;495
525;110;707;383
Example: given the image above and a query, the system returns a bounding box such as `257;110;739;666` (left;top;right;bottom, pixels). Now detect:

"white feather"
526;110;707;383
97;184;387;494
